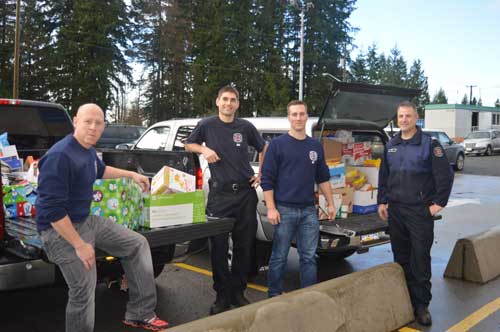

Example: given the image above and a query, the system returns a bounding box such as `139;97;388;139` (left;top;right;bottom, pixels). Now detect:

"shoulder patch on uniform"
433;146;444;157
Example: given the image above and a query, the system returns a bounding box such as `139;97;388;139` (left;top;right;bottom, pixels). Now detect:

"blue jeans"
40;215;157;332
267;204;319;297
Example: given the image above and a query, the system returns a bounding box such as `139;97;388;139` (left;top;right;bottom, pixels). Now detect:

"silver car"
462;129;500;156
423;130;465;171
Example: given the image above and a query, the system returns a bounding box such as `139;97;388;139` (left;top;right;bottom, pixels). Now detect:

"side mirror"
115;143;131;150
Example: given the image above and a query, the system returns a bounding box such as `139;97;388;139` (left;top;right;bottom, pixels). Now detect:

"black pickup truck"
0;99;233;291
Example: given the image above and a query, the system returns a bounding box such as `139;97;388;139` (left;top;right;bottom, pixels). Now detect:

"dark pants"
388;203;434;309
206;186;258;299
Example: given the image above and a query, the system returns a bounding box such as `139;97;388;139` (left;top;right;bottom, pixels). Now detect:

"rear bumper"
0;258;55;291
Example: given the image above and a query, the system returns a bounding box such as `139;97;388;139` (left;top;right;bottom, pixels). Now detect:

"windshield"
466;131;490;139
101;126;145;140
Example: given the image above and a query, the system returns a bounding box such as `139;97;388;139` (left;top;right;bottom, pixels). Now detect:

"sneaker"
209;294;231;315
415;306;432;326
231;291;250;307
122;316;169;331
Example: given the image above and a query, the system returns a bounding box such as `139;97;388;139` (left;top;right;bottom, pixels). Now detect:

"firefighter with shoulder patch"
377;101;454;327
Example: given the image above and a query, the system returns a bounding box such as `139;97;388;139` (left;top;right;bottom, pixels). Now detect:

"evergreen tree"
471;96;477;105
350;51;369;83
495;98;500;107
49;0;133;116
365;43;381;84
461;94;468;105
477;97;482;106
0;0;16;98
431;88;448;104
407;59;429;118
300;0;356;114
382;45;407;86
18;0;52;100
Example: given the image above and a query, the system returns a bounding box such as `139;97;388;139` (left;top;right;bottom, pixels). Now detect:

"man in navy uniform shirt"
378;101;454;326
185;86;267;315
261;100;336;298
37;104;169;332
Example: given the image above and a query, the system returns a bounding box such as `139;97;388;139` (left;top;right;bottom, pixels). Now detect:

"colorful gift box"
90;178;144;230
151;165;196;195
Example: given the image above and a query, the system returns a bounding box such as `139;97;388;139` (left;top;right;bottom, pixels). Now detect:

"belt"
209;180;252;193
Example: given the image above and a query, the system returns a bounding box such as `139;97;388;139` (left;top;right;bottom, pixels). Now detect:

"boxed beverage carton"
331;186;354;213
146;190;205;228
90;178;144;230
342;142;372;166
151;165;195;195
353;189;378;214
328;163;345;189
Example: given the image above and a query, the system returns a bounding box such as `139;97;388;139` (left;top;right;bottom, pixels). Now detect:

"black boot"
415;306;432;326
209;294;230;315
231;290;250;308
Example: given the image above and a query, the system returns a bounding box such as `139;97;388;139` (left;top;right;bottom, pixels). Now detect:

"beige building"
424;104;500;138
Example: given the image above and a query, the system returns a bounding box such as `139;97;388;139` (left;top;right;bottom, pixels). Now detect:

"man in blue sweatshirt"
36;104;169;332
261;100;336;298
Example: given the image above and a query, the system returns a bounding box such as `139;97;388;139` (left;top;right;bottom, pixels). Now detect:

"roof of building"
425;104;500;112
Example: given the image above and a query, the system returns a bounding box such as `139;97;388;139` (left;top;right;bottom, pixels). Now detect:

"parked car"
461;129;500;156
423;129;465;171
96;124;146;149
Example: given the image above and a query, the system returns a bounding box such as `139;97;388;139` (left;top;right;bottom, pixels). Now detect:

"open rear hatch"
316;82;420;245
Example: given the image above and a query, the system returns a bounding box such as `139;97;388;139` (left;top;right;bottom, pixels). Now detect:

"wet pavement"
0;173;499;331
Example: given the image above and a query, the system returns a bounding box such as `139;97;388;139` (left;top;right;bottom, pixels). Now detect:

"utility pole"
465;85;477;105
291;1;314;101
12;0;21;99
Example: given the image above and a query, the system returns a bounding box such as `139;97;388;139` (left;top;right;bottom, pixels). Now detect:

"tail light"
0;99;21;105
195;166;203;189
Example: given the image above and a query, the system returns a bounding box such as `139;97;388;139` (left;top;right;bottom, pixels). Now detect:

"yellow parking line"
446;297;500;332
399;327;421;332
173;262;269;293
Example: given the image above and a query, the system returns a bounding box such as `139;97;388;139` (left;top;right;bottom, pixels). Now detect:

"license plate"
361;233;380;242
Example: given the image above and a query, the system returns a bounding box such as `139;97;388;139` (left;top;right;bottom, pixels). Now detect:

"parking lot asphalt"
461;153;500;176
1;174;499;332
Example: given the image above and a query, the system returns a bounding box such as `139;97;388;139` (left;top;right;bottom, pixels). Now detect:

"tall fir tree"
18;0;52;100
0;0;16;98
49;0;133;116
471;96;477;105
365;43;381;84
495;98;500;107
407;59;429;117
350;51;369;83
461;94;468;105
300;0;356;114
431;87;448;104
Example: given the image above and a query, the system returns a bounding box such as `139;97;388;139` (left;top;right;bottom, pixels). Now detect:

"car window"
249;131;286;163
173;125;196;151
437;132;451;145
101;126;145;140
466;131;491;139
135;126;171;150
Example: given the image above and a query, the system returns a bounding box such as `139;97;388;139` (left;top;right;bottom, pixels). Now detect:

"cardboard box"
353;189;378;214
321;139;343;162
331;186;354;213
146;190;205;228
90;178;144;230
342;142;372;166
347;166;379;188
328;163;345;189
319;193;343;219
151;165;195;195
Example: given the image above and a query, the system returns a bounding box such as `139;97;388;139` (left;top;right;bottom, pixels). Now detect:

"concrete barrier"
169;263;414;332
444;225;500;283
